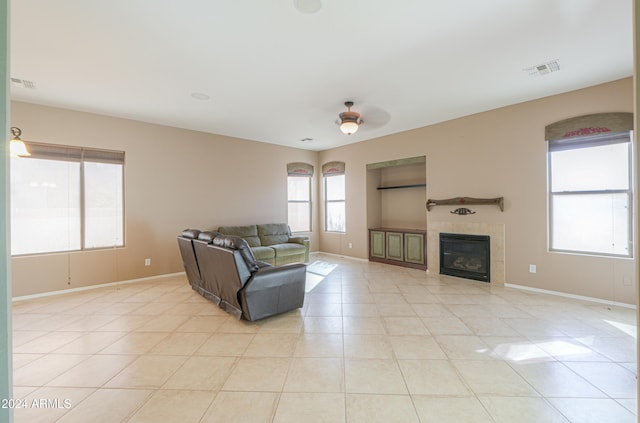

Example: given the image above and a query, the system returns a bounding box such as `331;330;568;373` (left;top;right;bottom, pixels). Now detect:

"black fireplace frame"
439;233;490;282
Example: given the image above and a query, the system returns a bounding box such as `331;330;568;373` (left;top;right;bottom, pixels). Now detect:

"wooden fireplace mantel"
426;196;504;212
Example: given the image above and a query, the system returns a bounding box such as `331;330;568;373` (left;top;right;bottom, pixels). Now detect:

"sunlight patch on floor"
490;342;551;362
604;319;637;338
304;272;325;292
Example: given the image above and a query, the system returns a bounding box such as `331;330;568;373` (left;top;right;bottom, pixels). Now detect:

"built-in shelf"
377;183;426;190
367;156;427;257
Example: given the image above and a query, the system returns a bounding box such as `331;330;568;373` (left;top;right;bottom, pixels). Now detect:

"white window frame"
287;175;312;233
548;131;633;258
10;141;125;256
324;173;346;233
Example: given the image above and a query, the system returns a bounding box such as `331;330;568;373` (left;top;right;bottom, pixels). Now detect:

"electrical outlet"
529;264;536;274
348;242;353;249
145;258;151;266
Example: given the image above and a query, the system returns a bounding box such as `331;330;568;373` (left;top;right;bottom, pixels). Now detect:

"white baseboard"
310;251;369;263
12;272;185;302
504;283;636;309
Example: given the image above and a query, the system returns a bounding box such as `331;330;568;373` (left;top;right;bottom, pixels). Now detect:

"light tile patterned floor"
10;253;638;422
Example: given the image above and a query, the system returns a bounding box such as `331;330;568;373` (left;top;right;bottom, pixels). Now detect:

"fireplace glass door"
439;233;490;282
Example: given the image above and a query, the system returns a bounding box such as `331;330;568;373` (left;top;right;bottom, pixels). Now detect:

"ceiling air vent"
524;60;560;77
10;77;36;89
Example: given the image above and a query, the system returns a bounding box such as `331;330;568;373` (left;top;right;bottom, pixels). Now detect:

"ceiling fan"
337;101;363;135
335;101;391;136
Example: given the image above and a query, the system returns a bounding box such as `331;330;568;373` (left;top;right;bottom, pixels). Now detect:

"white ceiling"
9;0;634;151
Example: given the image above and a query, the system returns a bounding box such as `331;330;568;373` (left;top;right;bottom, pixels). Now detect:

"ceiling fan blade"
358;105;391;129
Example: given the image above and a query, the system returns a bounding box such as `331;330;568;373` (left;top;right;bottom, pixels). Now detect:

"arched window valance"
287;162;314;176
322;161;345;175
545;112;633;141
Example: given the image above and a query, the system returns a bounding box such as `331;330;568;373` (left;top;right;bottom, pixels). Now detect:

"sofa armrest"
240;263;306;321
245;263;306;291
289;236;308;245
288;237;310;262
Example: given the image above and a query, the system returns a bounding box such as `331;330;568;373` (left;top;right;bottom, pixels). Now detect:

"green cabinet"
404;232;425;265
386;232;404;261
368;228;426;270
370;230;386;259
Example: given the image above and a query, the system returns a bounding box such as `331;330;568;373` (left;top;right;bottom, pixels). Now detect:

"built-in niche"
366;156;427;230
366;156;427;269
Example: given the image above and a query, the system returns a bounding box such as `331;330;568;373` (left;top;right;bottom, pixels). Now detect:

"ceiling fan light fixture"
340;120;359;135
339;101;361;135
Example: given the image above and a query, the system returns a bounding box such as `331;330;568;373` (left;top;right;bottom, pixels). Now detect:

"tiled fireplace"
440;233;490;282
427;222;505;284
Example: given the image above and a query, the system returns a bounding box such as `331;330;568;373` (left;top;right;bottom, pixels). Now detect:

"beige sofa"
217;223;309;266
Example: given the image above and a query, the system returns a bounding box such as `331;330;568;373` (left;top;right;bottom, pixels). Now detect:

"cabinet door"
386;232;404;261
370;231;386;259
404;232;425;265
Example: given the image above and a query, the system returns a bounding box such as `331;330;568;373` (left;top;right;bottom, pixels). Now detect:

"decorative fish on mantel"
451;207;476;215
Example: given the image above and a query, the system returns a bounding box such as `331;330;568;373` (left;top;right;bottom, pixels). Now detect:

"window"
287;162;313;233
288;176;311;232
548;132;632;257
323;161;346;233
11;142;125;255
325;174;345;232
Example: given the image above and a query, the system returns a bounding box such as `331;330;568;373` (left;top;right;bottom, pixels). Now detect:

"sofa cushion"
257;223;291;246
197;231;222;243
213;235;260;272
251;246;276;261
217;225;261;247
270;243;306;257
181;228;201;239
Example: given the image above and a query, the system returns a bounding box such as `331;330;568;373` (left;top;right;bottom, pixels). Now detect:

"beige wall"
378;162;427;230
10;77;636;304
319;77;636;305
10;101;319;297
